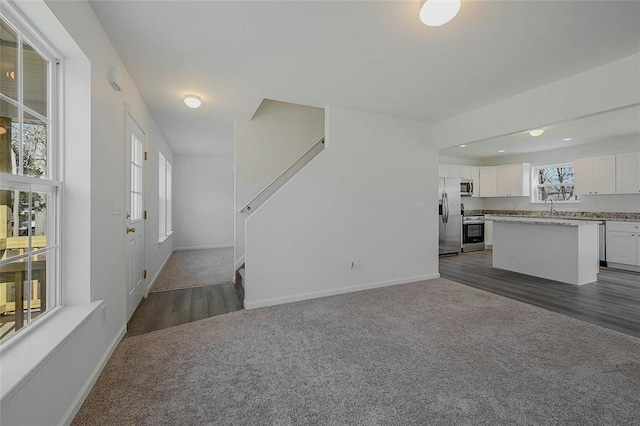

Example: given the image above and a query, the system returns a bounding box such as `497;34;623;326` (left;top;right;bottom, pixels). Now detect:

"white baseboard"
59;325;126;426
146;249;174;295
606;262;640;273
174;244;233;251
244;273;441;310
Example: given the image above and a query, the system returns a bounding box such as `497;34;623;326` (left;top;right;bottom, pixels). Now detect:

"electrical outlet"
101;305;107;326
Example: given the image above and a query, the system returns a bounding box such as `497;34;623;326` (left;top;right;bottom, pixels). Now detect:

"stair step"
234;266;245;305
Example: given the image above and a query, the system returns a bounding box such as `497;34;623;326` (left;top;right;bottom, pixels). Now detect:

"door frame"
124;105;147;322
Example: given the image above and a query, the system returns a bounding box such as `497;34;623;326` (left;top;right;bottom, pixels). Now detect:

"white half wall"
234;99;325;265
173;155;234;250
244;107;438;308
433;53;640;149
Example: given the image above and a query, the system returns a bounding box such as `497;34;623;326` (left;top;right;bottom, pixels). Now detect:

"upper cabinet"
495;163;531;197
574;154;616;195
479;167;496;197
439;164;481;197
615;151;640;194
440;163;530;197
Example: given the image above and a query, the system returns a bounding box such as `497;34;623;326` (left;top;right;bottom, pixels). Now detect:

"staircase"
235;136;325;306
234;263;245;303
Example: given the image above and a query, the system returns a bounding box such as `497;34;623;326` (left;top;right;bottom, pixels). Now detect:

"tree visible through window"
1;13;59;343
533;163;575;202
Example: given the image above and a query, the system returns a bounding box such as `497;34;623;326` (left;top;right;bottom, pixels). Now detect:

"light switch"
412;198;425;210
113;199;123;215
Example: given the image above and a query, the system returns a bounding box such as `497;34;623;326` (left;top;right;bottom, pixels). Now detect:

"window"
532;163;576;203
158;152;172;242
0;14;60;343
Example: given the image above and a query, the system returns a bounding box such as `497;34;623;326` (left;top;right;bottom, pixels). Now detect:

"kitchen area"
437;107;640;338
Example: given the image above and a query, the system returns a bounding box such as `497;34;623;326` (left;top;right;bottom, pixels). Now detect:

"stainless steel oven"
462;215;485;252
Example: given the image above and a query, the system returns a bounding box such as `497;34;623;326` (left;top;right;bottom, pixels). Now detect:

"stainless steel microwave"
460;179;473;196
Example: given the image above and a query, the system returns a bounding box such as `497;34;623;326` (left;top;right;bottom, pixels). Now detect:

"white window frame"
531;162;578;204
0;9;62;345
158;152;172;242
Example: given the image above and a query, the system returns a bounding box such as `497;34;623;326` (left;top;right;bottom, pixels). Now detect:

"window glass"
22;40;48;118
0;13;58;344
0;19;19;101
533;164;576;202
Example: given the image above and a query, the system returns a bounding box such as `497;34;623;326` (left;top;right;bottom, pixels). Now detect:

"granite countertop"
486;215;603;227
467;210;640;223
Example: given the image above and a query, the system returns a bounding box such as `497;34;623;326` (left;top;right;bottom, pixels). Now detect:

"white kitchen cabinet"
495;163;531;197
471;167;481;197
615;151;640;194
606;221;640;271
574;154;616;195
479;167;496;197
439;164;459;178
484;220;493;247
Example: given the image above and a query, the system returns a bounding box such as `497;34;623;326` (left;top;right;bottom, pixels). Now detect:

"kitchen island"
489;216;602;285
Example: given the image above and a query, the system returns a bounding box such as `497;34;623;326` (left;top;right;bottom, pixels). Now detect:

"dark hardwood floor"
440;249;640;338
126;283;243;337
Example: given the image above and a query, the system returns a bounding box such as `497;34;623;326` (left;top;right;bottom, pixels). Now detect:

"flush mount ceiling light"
529;129;544;137
183;94;202;109
419;0;462;27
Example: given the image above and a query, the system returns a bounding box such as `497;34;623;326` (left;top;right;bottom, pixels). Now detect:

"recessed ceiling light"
183;94;202;109
419;0;461;27
529;129;544;137
459;144;467;148
498;150;506;153
562;137;572;141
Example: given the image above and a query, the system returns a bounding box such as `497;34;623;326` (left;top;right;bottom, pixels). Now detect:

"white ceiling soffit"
439;105;640;160
89;1;640;156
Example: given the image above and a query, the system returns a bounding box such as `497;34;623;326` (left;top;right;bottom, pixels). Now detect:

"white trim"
244;273;441;310
606;262;640;273
234;255;245;271
158;230;173;244
58;324;125;426
0;302;101;404
174;244;233;251
145;247;174;295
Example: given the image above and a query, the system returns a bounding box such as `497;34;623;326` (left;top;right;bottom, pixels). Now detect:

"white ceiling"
439;104;640;160
88;0;640;157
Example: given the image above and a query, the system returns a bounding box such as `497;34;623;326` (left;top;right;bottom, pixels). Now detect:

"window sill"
158;231;174;244
0;302;102;403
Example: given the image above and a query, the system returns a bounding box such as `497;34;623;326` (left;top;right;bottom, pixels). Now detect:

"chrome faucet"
545;198;555;218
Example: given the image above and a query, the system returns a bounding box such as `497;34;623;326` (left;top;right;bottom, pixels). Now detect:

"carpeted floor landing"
150;248;233;292
73;278;640;425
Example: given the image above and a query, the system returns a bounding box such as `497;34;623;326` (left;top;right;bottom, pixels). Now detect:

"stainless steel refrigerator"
439;177;462;255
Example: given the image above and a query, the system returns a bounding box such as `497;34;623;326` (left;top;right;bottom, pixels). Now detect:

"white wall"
173;155;234;250
234;99;325;266
244;107;438;308
1;1;174;424
433;53;640;150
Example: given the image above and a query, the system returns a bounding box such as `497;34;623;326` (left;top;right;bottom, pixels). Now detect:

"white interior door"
125;112;146;321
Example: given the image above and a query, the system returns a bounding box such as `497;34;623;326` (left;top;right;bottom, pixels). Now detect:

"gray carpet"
73;278;640;425
150;248;233;292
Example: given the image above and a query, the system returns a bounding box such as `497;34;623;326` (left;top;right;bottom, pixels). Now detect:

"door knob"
126;227;136;234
